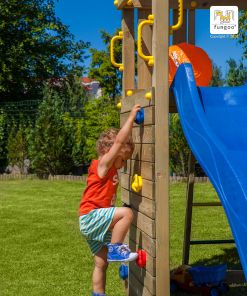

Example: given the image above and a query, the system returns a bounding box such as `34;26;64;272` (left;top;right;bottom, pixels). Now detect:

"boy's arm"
98;104;141;177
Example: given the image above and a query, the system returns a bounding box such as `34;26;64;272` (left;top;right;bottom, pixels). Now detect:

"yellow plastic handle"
110;31;124;71
137;14;154;67
170;0;183;32
131;174;143;193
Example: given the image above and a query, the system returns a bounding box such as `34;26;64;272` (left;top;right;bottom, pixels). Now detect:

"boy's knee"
95;260;108;271
123;207;134;222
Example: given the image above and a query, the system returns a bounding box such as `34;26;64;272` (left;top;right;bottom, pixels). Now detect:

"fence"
0;173;208;183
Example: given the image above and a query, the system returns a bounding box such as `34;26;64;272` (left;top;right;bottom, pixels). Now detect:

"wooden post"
182;152;196;265
137;9;152;89
122;9;135;95
172;9;187;44
152;0;170;295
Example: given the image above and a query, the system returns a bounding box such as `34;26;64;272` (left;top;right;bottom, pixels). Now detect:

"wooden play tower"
111;0;247;295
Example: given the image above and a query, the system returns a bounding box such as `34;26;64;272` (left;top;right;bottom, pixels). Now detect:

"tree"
0;0;89;102
210;63;225;86
225;58;247;86
0;110;7;172
238;11;247;60
83;96;120;162
88;30;122;100
28;78;88;176
169;114;190;176
7;122;31;174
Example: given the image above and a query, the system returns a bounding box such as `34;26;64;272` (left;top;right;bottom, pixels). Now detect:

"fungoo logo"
210;6;238;34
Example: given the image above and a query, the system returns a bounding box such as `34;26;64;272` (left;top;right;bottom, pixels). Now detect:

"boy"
79;104;141;296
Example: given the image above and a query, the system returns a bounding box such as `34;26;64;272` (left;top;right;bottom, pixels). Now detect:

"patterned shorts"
79;207;116;255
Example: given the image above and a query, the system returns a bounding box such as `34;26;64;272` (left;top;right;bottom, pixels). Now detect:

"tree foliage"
0;0;89;102
210;63;225;86
83;96;120;162
88;30;122;99
225;58;247;86
238;11;247;60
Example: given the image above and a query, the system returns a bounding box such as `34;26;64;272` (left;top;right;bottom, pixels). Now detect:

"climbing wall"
118;1;170;295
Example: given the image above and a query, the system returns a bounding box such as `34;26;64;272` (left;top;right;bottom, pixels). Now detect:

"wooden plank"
132;143;155;162
129;273;153;296
129;237;156;276
153;0;170;295
132;0;151;9
127;224;156;257
182;152;196;265
120;106;155;127
122;188;155;218
121;173;155;200
117;0;130;9
173;9;187;44
137;9;152;89
130;262;156;295
121;88;154;113
122;9;135;95
132;125;155;144
188;9;195;45
169;0;247;9
132;208;156;238
123;159;155;181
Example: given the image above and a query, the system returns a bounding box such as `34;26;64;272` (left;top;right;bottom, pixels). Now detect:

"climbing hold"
131;174;142;193
126;90;133;97
127;0;133;6
136;250;147;268
190;1;197;8
145;91;152;100
114;0;118;6
135;108;144;124
119;264;129;280
117;102;122;109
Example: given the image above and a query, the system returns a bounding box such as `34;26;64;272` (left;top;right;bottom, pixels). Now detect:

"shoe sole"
107;256;138;263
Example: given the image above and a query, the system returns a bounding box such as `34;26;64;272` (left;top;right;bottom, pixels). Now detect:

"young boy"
79;104;141;296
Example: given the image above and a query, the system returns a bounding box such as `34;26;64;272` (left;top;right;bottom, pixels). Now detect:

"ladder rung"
192;202;222;206
190;239;235;245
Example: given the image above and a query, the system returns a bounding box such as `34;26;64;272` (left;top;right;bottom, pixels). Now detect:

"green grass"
0;179;246;295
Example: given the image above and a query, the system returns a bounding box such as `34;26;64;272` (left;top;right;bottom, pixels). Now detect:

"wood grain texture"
132;208;156;238
123;159;155;181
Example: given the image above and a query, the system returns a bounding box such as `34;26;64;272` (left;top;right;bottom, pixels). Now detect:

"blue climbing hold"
119;264;129;280
135;107;144;124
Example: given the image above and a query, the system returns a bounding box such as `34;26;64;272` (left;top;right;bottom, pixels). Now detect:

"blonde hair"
96;128;134;157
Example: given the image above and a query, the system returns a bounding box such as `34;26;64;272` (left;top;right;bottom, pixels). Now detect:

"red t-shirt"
79;160;119;216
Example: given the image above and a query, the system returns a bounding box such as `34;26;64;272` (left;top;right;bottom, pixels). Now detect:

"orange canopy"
169;43;213;86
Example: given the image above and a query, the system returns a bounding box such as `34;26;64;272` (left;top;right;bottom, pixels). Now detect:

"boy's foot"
107;243;138;262
92;293;106;296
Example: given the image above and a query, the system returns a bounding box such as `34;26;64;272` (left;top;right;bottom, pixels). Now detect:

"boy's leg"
109;207;134;243
93;246;108;295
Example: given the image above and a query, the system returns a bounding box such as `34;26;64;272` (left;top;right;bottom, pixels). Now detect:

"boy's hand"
129;104;141;120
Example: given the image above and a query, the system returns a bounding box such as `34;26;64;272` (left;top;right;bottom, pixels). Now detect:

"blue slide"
171;63;247;280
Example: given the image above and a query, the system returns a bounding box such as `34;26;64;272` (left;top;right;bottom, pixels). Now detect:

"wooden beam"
138;9;153;89
121;173;155;200
127;224;156;257
188;9;195;44
132;125;155;144
129;273;153;296
132;143;155;162
121;88;154;113
133;0;152;9
172;9;187;44
122;9;135;95
132;208;156;238
169;0;247;9
153;0;170;295
122;188;156;218
117;0;130;9
123;159;155;181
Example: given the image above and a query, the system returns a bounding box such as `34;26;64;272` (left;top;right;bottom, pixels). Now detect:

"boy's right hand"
129;104;141;120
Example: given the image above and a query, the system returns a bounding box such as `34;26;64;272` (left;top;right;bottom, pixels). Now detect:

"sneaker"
92;293;106;296
107;243;138;262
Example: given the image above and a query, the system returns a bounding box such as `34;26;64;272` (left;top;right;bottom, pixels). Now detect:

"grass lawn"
0;179;246;295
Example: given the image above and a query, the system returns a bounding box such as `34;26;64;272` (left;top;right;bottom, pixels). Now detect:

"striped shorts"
79;207;116;255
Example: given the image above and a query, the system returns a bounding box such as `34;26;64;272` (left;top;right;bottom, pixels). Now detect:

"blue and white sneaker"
92;293;106;296
107;243;138;262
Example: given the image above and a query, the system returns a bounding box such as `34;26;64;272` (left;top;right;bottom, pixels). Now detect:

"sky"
55;1;246;76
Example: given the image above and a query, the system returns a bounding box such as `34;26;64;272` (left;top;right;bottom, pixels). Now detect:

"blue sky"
55;1;245;76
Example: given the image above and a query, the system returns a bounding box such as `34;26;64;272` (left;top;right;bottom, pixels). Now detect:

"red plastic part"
136;250;147;268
